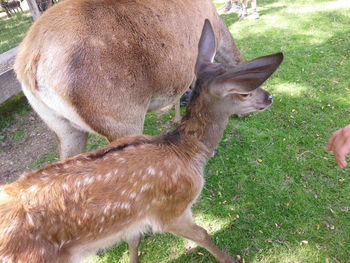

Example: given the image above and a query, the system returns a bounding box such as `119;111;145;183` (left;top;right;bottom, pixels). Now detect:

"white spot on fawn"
106;172;113;179
0;255;13;263
83;212;90;220
28;185;38;193
84;176;94;185
0;189;9;200
140;184;151;192
164;160;173;168
4;222;18;234
26;214;35;227
59;240;66;249
62;183;69;191
118;158;127;163
147;167;156;175
103;204;112;215
75;180;82;188
121;203;131;210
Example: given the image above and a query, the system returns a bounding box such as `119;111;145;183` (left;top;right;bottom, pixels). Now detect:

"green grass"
0;11;32;53
11;128;25;141
91;0;350;262
29;152;59;170
0;93;30;129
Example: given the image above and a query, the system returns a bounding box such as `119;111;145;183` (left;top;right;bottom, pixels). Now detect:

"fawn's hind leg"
127;234;141;263
166;210;239;263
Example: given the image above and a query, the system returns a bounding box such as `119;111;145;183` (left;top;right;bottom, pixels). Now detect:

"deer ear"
211;53;284;97
195;19;216;76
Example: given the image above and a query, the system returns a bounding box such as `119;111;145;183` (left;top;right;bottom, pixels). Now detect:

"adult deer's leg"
22;86;88;159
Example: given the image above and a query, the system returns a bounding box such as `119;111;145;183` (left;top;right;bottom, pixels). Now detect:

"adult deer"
15;0;245;159
2;20;283;263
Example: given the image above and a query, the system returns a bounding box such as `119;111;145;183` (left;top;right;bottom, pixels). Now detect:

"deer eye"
240;93;250;98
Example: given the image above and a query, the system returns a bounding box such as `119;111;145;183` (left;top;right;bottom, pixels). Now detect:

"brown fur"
14;0;245;159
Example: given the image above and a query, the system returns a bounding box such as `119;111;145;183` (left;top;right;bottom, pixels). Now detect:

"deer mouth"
258;106;268;111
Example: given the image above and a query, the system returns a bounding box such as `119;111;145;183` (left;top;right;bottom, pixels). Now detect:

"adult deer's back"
15;0;245;159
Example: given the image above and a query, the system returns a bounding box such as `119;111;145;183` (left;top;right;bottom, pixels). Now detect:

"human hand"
328;124;350;168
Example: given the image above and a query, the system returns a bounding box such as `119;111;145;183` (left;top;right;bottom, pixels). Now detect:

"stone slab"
0;47;17;65
0;69;22;104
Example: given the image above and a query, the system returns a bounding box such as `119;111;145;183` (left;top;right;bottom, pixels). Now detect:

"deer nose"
267;94;273;103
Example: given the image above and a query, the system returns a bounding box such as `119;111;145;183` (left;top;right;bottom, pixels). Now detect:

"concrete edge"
0;68;22;105
0;47;18;65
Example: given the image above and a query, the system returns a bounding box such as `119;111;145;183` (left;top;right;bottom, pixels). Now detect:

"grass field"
0;12;32;54
1;0;350;262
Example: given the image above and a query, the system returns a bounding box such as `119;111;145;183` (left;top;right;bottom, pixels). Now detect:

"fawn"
3;20;283;263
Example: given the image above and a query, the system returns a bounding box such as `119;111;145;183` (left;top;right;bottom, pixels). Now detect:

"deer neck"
176;98;229;159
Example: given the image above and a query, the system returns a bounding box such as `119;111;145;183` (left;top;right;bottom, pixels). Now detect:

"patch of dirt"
0;104;178;185
0;109;58;184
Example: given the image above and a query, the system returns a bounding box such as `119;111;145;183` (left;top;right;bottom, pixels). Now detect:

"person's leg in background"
251;0;260;19
223;0;241;14
239;0;249;19
239;0;259;20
